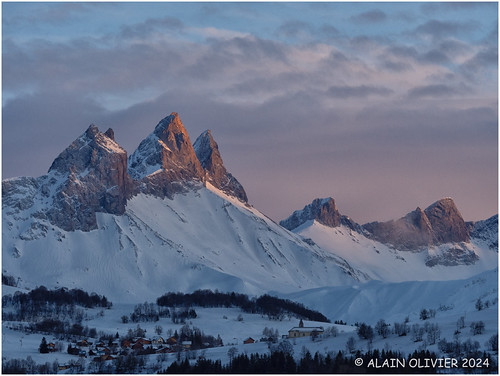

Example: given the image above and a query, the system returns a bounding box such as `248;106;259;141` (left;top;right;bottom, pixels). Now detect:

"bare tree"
346;336;356;353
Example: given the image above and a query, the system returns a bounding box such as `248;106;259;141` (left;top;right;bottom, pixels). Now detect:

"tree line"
160;348;493;374
157;290;329;322
3;286;110;309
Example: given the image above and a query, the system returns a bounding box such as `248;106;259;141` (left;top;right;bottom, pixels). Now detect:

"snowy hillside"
282;268;498;325
291;219;498;283
2;271;497;373
2;183;367;302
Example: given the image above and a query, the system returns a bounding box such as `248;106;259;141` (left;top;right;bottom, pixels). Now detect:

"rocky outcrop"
425;247;479;267
193;130;248;202
424;198;470;244
128;113;205;198
3;112;252;233
363;207;434;250
3;125;135;232
48;125;134;231
467;215;498;250
280;197;359;231
363;198;470;250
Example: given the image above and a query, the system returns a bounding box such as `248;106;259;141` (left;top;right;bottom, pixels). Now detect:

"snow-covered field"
2;265;497;373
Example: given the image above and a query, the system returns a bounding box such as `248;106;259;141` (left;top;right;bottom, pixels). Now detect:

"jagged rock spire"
280;197;358;231
128;112;205;198
46;124;134;231
193;129;248;203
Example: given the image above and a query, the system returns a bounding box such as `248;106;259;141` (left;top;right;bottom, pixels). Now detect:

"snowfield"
3;185;367;303
293;220;498;282
2;270;497;373
2;177;498;373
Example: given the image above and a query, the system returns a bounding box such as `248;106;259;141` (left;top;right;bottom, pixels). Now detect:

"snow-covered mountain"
3;112;497;303
280;197;497;282
2;112;498;373
2;113;366;302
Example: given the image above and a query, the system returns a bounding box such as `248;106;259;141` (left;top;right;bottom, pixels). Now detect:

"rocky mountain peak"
280;197;342;231
154;112;192;153
193;129;216;166
193;129;248;202
49;124;126;175
128;112;204;198
424;198;469;244
363;197;470;250
38;125;134;231
105;128;115;141
404;207;433;233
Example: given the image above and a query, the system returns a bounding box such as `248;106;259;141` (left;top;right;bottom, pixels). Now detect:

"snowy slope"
2;184;367;303
281;268;498;325
3;272;497;372
293;220;498;283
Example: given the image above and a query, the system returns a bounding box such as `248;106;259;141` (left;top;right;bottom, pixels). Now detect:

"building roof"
289;327;324;332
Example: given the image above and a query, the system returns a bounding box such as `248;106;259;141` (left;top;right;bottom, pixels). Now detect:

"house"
96;348;111;356
166;337;177;346
132;342;144;352
93;355;115;362
152;336;165;345
76;339;91;347
181;341;192;349
156;346;173;354
243;337;255;344
136;338;152;345
47;343;56;352
288;319;324;338
121;339;131;348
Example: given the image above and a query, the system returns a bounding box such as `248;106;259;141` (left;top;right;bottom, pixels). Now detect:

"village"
42;318;326;368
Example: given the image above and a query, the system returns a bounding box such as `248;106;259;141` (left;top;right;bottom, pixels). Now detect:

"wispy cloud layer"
2;2;497;222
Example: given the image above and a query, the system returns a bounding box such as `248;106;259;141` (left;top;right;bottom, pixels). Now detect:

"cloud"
276;20;313;39
119;16;185;39
318;24;340;39
351;9;387;23
461;47;498;72
327;85;393;98
415;20;479;39
3;3;92;28
3;3;497;223
418;49;451;65
407;84;471;98
421;2;496;14
386;45;419;59
379;59;413;72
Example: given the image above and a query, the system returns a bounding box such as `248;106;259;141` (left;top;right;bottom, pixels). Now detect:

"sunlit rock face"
128;112;205;199
193;129;248;203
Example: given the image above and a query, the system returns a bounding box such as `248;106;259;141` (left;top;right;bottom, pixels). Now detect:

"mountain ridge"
2;112;497;301
282;196;479;252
